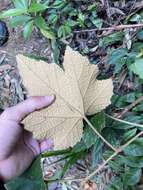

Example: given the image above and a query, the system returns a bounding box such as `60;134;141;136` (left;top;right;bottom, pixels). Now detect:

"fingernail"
45;95;55;103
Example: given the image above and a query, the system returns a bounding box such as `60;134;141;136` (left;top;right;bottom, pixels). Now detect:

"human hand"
0;96;55;182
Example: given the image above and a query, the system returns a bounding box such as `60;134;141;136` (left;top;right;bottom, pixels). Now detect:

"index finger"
0;95;55;122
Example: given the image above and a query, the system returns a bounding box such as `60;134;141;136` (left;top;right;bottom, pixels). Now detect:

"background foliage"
1;0;143;189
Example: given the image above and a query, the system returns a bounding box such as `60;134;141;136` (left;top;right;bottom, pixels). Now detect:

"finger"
24;130;54;156
39;138;54;153
0;95;55;122
23;130;39;156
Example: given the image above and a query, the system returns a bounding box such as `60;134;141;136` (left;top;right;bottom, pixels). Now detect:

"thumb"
1;95;55;122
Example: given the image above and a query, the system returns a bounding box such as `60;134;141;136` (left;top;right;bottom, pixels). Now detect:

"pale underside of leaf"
17;54;83;149
64;48;113;115
17;47;113;150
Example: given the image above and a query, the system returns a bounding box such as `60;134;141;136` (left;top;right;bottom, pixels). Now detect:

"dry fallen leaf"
17;47;113;150
84;181;97;190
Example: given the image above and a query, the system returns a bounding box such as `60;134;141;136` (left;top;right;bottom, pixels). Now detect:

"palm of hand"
0;96;54;182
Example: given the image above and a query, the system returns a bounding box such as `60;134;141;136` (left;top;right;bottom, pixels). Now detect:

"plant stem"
115;96;143;118
83;116;117;152
74;23;143;33
82;130;143;184
42;148;71;157
106;114;143;129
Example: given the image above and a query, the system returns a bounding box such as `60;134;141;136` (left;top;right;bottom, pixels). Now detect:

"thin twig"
106;114;143;129
83;151;118;182
83;116;117;152
74;23;143;33
121;130;143;150
46;129;143;184
117;68;127;91
115;96;143;118
46;177;84;183
83;130;143;183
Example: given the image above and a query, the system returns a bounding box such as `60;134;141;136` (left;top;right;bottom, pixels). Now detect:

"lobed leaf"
17;47;113;150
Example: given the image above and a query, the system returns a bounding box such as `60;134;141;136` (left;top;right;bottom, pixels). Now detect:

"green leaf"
77;12;85;27
108;48;128;64
133;103;143;112
34;16;47;30
124;138;143;156
83;112;105;148
122;128;137;143
42;148;71;157
130;58;143;79
61;151;86;177
61;4;73;14
103;150;115;159
28;3;48;13
92;139;103;167
48;14;58;24
12;0;28;9
52;0;66;9
122;168;141;186
103;128;120;147
107;177;123;190
51;39;61;66
137;30;143;41
58;26;66;38
104;152;125;172
67;20;77;27
10;15;32;27
101;32;124;47
83;126;98;148
5;156;46;190
88;4;97;11
23;20;34;40
40;28;55;40
71;141;87;154
130;14;142;22
124;156;143;168
0;9;27;18
125;93;136;103
108;48;129;73
57;23;73;38
78;12;85;22
112;93;136;108
23;54;49;62
91;18;103;28
64;24;72;36
132;42;143;52
108;160;124;173
111;115;142;130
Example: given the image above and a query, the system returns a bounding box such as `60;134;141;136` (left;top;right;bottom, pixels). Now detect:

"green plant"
0;0;102;65
0;0;52;40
